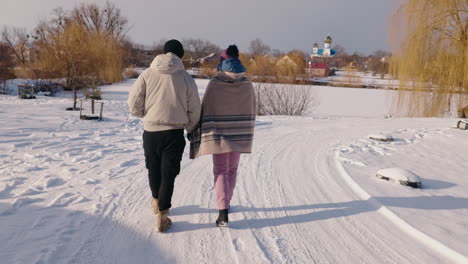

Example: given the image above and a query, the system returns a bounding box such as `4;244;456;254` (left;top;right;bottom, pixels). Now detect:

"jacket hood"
216;58;246;73
213;71;248;84
150;52;185;74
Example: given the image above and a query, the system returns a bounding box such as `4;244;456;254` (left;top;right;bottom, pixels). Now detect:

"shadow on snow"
170;195;468;231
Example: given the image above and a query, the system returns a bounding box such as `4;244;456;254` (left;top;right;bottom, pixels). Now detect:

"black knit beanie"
163;39;184;58
226;45;239;58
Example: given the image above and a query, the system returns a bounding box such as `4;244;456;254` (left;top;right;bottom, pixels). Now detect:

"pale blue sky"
1;0;400;54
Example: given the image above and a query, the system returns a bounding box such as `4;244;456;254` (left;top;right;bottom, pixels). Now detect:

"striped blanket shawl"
189;73;256;159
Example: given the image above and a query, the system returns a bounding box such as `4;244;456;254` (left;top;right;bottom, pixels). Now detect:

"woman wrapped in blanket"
189;45;256;227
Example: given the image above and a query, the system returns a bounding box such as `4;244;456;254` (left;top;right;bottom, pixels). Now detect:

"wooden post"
79;100;83;119
0;80;6;95
91;99;95;114
99;102;104;120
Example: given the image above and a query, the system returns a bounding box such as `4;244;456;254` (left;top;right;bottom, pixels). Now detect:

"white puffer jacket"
128;53;201;132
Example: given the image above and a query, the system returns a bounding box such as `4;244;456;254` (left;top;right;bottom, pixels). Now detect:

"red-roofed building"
305;62;331;77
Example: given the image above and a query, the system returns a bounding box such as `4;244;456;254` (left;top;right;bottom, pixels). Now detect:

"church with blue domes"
311;35;336;58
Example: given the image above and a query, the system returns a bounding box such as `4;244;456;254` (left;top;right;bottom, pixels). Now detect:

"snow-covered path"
1;80;467;263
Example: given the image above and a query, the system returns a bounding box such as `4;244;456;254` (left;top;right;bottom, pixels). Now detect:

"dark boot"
216;209;229;227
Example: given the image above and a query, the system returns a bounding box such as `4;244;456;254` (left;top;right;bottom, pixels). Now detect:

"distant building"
247;54;278;68
305;62;331;77
276;54;306;79
311;35;336;58
276;55;298;68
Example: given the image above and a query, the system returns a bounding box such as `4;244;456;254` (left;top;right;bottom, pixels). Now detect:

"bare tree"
122;39;153;67
0;42;15;93
254;83;318;116
368;50;391;78
1;26;31;65
332;44;347;55
372;50;390;58
271;49;284;57
249;38;271;56
0;42;15;77
69;1;129;41
152;39;168;54
182;38;221;61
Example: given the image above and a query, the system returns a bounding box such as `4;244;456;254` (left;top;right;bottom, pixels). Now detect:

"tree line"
0;1;393;88
1;0;464;117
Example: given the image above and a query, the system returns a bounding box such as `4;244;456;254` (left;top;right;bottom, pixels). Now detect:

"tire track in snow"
334;150;468;264
242;120;428;263
237;130;302;263
314;144;408;264
177;157;220;264
264;128;371;263
255;130;318;263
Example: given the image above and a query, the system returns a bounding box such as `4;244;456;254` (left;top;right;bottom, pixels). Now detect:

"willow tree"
390;0;468;117
34;22;94;109
33;3;126;109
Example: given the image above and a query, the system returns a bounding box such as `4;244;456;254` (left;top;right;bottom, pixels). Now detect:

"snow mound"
369;133;393;142
376;168;422;188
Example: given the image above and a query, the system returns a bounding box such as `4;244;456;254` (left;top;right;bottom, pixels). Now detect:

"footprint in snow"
32;214;55;228
83;179;101;185
12;142;32;148
98;133;115;137
45;178;66;188
22;186;45;196
48;193;78;208
0;197;44;216
415;133;425;139
232;238;245;252
120;159;140;167
339;157;367;167
0;180;26;198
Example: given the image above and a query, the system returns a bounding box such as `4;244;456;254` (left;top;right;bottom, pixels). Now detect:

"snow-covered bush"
85;87;102;100
124;68;140;79
254;83;318;116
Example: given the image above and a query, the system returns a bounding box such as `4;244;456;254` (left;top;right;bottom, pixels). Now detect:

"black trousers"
143;129;186;211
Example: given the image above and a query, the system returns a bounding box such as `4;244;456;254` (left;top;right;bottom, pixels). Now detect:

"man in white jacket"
128;39;201;232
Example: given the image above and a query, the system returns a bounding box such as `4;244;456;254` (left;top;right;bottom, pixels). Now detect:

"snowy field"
322;71;400;89
0;79;467;264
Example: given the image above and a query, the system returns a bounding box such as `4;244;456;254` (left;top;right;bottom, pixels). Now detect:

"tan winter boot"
151;198;159;215
151;198;170;216
157;209;172;233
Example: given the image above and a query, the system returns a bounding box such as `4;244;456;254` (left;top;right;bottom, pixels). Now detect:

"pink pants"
213;152;241;210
